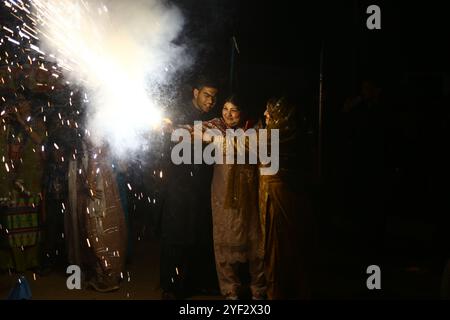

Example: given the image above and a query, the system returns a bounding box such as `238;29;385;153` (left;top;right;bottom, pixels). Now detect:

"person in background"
0;94;46;273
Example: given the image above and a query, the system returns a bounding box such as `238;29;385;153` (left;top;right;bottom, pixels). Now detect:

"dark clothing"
43;160;69;200
40;148;70;268
41;195;66;268
159;102;218;296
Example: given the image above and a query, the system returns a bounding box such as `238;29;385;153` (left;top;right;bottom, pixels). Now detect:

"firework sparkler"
1;0;189;157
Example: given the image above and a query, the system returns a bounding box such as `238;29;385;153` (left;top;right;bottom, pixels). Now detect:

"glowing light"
28;0;188;157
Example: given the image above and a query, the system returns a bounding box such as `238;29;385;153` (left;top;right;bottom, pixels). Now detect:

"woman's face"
222;102;241;127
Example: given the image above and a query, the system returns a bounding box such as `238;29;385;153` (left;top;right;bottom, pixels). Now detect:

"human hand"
151;117;173;132
202;130;215;143
161;117;173;132
180;124;212;142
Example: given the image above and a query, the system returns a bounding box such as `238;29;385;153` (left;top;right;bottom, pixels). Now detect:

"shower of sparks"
0;0;187;156
1;2;181;257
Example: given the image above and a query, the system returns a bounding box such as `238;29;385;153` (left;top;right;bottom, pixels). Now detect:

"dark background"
174;0;450;298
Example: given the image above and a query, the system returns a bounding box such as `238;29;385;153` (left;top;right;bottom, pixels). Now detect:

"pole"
318;42;324;184
229;36;240;95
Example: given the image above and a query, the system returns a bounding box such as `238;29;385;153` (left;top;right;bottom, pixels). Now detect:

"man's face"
193;86;218;113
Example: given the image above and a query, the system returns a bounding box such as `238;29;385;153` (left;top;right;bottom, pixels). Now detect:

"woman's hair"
266;96;297;133
224;94;244;111
223;93;252;128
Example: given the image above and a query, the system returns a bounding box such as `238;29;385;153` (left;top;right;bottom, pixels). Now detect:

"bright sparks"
29;0;188;156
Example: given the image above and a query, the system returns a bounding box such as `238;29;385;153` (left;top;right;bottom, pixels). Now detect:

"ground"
1;233;445;300
0;237;222;300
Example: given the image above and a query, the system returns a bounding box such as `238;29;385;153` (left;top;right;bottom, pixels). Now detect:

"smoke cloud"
32;0;190;156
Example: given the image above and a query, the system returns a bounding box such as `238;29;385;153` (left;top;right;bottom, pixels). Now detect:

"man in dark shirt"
159;76;219;299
